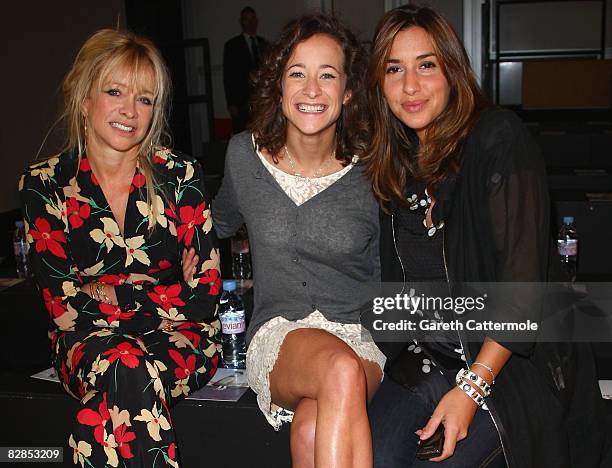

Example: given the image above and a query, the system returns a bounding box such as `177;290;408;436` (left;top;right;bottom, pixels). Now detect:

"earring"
82;115;89;156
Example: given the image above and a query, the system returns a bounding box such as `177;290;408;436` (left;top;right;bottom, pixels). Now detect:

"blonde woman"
20;29;220;467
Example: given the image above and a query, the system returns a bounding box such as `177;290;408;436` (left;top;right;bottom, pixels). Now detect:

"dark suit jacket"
223;34;267;108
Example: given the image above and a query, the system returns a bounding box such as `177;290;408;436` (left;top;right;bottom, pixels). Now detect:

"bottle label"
14;240;28;256
558;239;577;256
231;238;250;254
220;311;246;334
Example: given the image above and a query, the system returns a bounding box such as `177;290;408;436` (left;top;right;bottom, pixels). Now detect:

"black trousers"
369;372;506;468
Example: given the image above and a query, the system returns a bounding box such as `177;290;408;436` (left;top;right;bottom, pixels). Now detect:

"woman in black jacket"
363;5;605;467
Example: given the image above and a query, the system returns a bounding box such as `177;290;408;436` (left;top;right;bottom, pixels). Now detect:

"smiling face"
281;33;351;140
82;65;155;159
382;27;450;143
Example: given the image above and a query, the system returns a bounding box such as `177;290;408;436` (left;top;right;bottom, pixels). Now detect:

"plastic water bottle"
13;220;30;279
231;226;251;293
557;216;578;281
218;279;247;369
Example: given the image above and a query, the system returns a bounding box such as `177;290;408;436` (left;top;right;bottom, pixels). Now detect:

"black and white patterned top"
391;177;466;386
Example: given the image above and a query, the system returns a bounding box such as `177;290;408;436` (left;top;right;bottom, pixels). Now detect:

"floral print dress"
19;149;222;467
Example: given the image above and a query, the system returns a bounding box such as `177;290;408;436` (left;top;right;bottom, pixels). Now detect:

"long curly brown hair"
249;14;369;164
363;5;488;209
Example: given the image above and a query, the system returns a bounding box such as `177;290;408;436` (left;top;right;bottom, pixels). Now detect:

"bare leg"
269;328;382;468
291;398;316;468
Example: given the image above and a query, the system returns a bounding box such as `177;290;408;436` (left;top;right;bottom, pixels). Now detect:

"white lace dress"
246;147;387;430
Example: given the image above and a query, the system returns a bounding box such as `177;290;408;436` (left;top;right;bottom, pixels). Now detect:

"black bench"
0;370;290;468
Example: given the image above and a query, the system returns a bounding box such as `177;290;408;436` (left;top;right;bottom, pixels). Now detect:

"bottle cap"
15;220;24;228
222;279;237;292
563;216;574;224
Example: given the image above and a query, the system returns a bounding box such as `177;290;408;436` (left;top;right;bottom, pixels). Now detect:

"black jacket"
223;34;267;108
379;108;607;467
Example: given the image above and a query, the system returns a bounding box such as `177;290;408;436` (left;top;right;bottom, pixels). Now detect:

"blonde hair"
61;29;172;228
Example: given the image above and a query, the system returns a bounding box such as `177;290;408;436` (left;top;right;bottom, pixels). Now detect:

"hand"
416;387;478;462
80;282;118;305
182;247;199;282
158;319;174;331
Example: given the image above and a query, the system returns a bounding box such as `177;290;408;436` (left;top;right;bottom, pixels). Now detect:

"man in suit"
223;6;267;134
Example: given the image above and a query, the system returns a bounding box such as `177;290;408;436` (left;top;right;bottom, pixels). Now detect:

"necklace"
284;145;335;183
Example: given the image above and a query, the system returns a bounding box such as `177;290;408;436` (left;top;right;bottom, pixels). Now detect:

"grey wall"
333;0;385;42
181;0;305;124
419;0;464;39
1;1;126;213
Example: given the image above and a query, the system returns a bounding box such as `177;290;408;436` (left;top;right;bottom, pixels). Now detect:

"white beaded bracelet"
457;378;485;407
455;368;492;397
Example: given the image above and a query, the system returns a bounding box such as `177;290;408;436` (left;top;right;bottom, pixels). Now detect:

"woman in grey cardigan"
213;14;385;468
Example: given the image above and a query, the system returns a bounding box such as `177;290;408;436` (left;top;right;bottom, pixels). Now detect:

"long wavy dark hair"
363;4;488;208
249;14;369;164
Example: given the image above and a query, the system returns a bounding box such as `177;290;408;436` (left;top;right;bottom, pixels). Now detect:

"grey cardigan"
213;132;381;343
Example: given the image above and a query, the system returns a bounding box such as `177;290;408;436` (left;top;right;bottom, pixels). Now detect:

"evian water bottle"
557;216;578;281
218;279;247;369
13;220;30;279
231;226;252;293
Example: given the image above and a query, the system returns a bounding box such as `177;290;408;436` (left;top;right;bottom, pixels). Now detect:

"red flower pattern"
148;260;172;274
176;202;207;246
199;269;221;296
114;423;136;459
66;197;91;229
147;284;185;312
99;303;135;324
168;349;197;380
209;354;220;376
103;342;144;368
29;217;67;259
98;273;130;286
164;202;177;221
129;173;145;193
42;287;67;318
71;343;86;372
77;392;111;444
59;360;69;385
153;154;167;165
175;322;202;348
79;157;99;185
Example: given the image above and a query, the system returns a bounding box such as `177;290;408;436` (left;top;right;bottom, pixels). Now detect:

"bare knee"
322;350;367;400
291;399;316;468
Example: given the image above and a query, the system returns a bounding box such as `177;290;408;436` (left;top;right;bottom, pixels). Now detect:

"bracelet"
471;361;495;385
162;321;174;332
89;282;96;301
457;377;486;407
455;368;492;397
94;281;112;305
